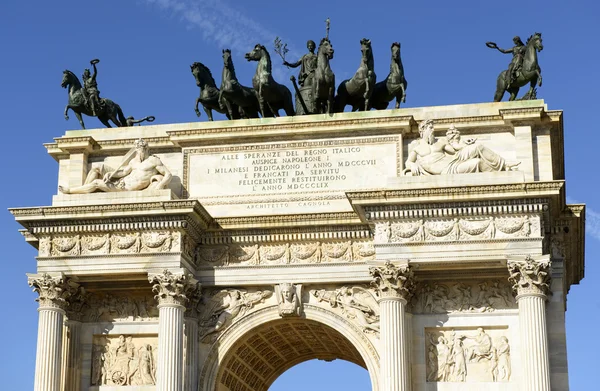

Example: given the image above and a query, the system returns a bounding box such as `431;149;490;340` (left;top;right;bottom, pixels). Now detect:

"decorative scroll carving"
91;334;158;386
369;261;415;300
426;327;511;383
28;273;77;310
39;231;185;257
311;286;380;334
195;240;374;267
377;215;538;244
275;283;302;317
411;280;516;314
507;256;552;297
83;293;158;322
198;289;273;344
148;270;199;307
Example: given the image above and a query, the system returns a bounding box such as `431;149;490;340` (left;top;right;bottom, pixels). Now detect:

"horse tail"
116;104;127;127
494;71;506;102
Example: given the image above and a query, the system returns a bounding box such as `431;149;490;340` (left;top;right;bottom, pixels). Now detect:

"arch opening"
269;359;371;390
215;318;368;391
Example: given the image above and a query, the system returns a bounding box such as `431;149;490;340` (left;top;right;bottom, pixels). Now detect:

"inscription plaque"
184;136;400;216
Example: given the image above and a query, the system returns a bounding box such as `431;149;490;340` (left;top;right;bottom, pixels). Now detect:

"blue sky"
1;0;599;389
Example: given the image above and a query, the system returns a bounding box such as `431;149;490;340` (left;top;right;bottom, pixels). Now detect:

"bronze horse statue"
220;49;263;119
312;38;335;114
191;62;240;121
335;38;376;112
494;33;543;101
370;42;407;110
61;70;127;129
245;44;295;117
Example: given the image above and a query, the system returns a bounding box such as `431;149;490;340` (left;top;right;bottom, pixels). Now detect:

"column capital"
28;273;78;311
369;261;415;301
149;269;199;307
507;255;552;298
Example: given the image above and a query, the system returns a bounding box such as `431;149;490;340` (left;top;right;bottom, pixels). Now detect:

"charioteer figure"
284;40;317;87
487;36;526;89
82;59;104;116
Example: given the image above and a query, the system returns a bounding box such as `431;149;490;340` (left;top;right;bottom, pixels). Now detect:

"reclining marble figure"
59;139;172;194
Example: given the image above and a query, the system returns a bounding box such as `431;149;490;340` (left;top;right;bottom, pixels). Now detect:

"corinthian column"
370;261;415;391
28;273;77;391
149;269;199;391
507;256;552;391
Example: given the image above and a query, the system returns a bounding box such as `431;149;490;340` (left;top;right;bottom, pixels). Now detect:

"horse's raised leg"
195;98;202;117
64;105;71;121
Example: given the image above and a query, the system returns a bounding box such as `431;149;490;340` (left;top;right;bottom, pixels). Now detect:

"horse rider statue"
81;59;104;116
488;36;526;88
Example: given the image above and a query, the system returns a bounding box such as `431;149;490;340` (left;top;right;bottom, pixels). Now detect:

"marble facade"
12;100;584;391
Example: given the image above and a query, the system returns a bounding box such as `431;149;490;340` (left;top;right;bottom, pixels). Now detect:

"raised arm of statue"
90;62;98;82
496;47;515;54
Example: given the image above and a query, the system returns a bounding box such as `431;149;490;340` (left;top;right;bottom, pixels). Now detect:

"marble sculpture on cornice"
404;120;520;176
59;139;172;194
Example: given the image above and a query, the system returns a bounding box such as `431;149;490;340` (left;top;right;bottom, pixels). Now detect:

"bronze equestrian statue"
488;33;543;101
312;38;336;114
61;59;129;129
220;49;264;118
245;44;295;117
370;42;407;110
190;61;240;121
335;38;376;112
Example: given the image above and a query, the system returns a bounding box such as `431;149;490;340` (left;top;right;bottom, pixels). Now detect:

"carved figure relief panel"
410;280;516;314
374;214;540;244
198;288;273;344
425;327;511;383
196;239;375;266
310;285;380;336
91;334;158;386
82;293;158;323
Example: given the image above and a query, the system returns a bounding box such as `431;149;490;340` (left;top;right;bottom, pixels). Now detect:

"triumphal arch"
12;100;584;391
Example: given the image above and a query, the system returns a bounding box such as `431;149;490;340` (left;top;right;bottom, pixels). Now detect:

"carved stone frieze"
198;288;273;344
148;270;199;307
196;239;375;267
82;293;159;323
39;231;185;257
426;327;511;383
91;334;158;386
507;256;552;297
66;285;88;321
374;215;539;244
410;280;516;314
28;273;77;310
369;261;415;300
310;286;380;334
275;283;302;317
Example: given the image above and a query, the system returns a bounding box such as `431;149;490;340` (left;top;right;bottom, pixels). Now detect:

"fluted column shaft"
379;297;410;391
34;306;65;391
517;294;551;390
507;256;552;391
157;303;185;391
370;262;414;391
183;317;200;391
